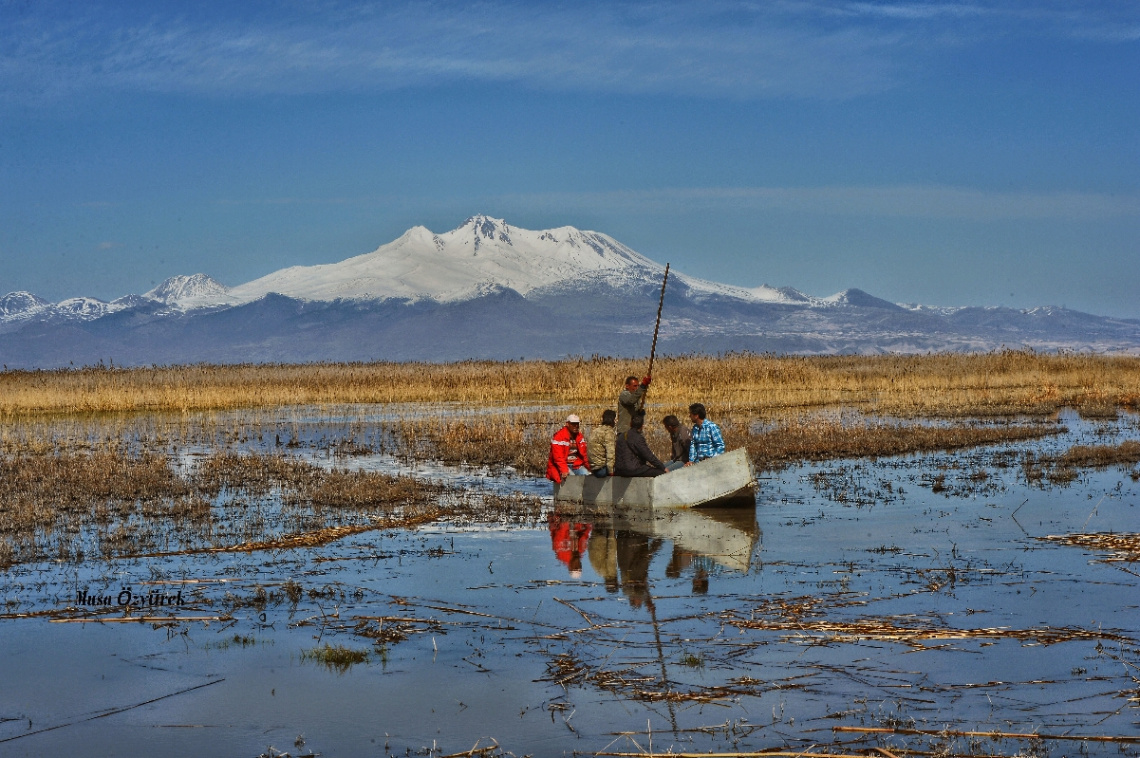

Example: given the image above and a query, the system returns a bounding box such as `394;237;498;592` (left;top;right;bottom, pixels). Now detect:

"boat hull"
553;448;756;509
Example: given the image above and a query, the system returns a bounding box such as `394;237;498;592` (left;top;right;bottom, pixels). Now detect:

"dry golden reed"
392;411;1061;475
3;351;1140;418
739;417;1059;470
0;445;539;568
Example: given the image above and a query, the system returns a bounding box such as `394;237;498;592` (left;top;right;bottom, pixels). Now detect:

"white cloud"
2;1;1135;101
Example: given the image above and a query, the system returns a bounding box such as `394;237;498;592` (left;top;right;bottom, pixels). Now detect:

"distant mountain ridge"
2;215;1138;367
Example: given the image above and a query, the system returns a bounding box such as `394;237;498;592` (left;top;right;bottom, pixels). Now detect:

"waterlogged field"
0;399;1138;758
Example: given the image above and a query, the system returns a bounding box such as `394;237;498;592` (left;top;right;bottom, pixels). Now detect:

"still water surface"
1;410;1137;756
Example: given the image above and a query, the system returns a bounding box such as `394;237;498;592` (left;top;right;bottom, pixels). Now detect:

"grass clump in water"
300;643;370;673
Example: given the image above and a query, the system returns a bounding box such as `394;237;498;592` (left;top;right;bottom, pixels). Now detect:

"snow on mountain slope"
743;284;813;304
166;215;782;308
208;215;663;306
0;291;51;319
1;217;937;320
145;274;230;307
55;297;112;319
0;291;160;325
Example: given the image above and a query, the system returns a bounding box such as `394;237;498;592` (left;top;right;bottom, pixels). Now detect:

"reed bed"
393;412;1061;474
1022;440;1140;485
739;416;1059;470
0;447;539;568
1054;440;1140;468
3;351;1140;418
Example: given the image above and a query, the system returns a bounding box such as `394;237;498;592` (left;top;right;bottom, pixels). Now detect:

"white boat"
553;448;756;509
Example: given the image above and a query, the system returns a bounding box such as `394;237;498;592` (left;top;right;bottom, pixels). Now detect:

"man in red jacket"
546;414;591;483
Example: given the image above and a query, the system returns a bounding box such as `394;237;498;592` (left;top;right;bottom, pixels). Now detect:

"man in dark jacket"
661;414;691;472
615;413;665;477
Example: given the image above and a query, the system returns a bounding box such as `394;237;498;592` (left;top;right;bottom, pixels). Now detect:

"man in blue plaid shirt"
685;402;725;465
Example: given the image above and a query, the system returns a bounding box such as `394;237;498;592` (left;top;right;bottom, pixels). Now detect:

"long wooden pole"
640;264;669;411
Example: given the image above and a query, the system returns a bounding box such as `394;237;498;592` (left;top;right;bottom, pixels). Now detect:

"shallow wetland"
1;393;1138;757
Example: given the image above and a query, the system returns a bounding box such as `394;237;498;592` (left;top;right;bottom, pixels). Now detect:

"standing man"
661;414;691;472
546;414;591;483
589;409;617;477
685;403;725;466
615;413;666;477
617;375;651;434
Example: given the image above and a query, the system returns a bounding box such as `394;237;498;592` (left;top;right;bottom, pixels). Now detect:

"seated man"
589;409;617;477
614;413;665;477
686;402;725;466
546;414;590;483
661;414;691;472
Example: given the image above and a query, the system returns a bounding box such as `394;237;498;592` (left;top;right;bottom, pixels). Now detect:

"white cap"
567;414;581;423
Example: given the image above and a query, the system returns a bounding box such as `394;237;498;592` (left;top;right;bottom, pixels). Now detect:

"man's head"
662;414;680;433
601;409;616;427
566;413;580;433
630;412;645;431
688;403;707;421
624;375;640;391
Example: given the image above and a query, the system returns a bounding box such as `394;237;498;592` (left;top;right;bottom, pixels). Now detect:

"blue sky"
1;0;1137;316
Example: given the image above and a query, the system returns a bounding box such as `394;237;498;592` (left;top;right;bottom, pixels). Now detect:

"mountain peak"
462;214;508;233
145;274;229;306
0;291;51;317
457;215;512;245
822;288;903;310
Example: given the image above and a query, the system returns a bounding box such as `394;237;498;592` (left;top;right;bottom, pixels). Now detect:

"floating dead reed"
1038;532;1140;563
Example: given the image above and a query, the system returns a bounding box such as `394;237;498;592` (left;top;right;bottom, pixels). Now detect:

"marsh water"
1;408;1138;757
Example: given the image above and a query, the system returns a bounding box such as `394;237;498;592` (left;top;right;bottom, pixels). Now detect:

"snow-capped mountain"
0;291;51;319
144;274;230;307
175;215;769;308
1;215;1138;367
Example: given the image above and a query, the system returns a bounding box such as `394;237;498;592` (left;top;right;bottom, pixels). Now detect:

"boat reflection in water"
549;503;761;605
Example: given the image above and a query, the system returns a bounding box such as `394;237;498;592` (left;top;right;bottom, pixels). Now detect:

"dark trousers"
615;465;664;478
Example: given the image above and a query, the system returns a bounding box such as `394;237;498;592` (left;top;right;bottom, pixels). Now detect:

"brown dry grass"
0;446;540;568
3;351;1139;418
392;416;550;473
739;417;1059;470
394;411;1061;475
1055;440;1140;468
1038;533;1140;563
1023;440;1140;485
